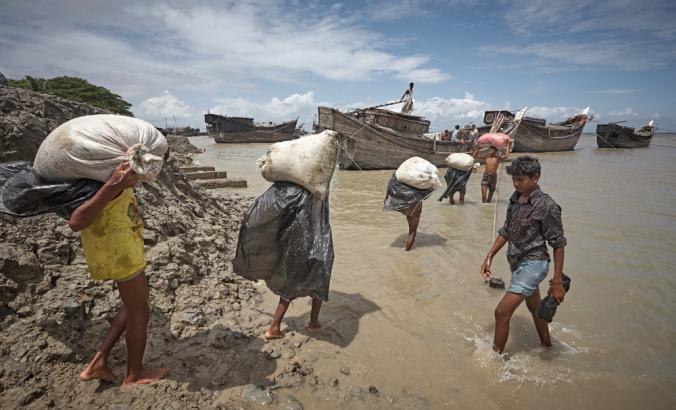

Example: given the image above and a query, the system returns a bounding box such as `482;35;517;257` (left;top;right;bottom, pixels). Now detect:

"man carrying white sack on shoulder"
233;130;339;340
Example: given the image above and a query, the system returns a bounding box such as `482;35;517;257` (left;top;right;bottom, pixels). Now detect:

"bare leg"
525;289;552;347
308;298;322;332
118;272;169;385
459;191;465;205
265;298;291;339
493;292;526;353
487;188;495;203
80;307;127;382
481;185;488;203
404;204;422;251
449;192;455;205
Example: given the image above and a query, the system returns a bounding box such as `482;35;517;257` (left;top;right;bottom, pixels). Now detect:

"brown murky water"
191;134;676;409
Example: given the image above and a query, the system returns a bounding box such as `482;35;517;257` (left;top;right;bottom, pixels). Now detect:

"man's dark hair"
409;82;414;88
506;156;541;177
455;125;460;130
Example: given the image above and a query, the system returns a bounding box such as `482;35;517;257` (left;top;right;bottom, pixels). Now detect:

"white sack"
445;153;475;172
257;130;339;200
34;114;168;182
395;157;441;190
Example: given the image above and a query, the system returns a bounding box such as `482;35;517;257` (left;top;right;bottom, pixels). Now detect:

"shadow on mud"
283;290;380;348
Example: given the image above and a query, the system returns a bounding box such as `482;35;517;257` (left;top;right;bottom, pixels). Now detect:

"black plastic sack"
233;181;334;301
536;273;571;323
438;168;471;201
0;161;101;219
383;174;434;212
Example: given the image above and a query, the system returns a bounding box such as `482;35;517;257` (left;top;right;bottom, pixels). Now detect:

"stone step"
194;178;248;189
184;171;228;180
179;165;215;173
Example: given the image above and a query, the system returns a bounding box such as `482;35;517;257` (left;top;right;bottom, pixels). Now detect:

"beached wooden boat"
596;121;654;148
316;106;472;170
204;114;298;143
511;108;589;152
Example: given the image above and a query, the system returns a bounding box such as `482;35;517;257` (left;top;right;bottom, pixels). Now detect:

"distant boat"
204;114;298;143
316;106;471;170
511;107;590;152
596;121;654;148
156;126;201;136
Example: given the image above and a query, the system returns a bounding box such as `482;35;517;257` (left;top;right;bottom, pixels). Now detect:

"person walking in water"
480;156;567;353
400;82;414;114
481;146;508;203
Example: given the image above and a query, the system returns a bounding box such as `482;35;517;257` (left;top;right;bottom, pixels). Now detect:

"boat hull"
205;114;298;143
512;118;584;152
596;123;653;148
317;107;471;170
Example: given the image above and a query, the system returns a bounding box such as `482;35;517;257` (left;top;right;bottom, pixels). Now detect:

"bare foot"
80;364;116;383
264;329;285;340
449;199;455;205
306;322;322;333
122;367;170;386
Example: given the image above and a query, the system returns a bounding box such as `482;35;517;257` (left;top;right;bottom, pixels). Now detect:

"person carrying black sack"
384;174;435;251
233;182;334;340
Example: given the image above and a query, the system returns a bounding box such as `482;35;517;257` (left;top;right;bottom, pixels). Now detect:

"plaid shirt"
498;186;567;271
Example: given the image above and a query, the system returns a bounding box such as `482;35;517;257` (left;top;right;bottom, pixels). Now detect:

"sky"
1;0;675;132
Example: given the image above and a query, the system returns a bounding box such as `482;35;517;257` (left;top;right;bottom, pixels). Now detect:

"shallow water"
191;133;676;409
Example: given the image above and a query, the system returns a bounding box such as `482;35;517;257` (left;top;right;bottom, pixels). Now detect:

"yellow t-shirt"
81;188;146;281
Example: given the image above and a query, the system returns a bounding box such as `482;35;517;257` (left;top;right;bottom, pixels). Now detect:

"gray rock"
277;395;303;410
241;384;272;406
368;385;380;396
340;367;350;375
180;309;204;326
0;244;42;282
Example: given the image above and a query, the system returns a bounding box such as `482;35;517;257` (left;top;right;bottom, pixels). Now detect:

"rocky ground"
0;87;429;409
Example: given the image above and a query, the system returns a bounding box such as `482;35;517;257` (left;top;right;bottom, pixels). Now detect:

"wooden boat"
204;114;298;143
596;121;654;148
316;106;472;170
511;107;589;152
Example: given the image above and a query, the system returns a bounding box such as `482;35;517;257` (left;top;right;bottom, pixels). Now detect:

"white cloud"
525;106;591;121
607;107;639;117
139;90;192;120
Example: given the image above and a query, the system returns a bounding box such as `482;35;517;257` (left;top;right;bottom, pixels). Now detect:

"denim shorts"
507;260;549;296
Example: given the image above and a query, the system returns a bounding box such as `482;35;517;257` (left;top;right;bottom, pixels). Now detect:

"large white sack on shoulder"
395;157;441;190
33;114;168;182
257;130;339;200
445;153;475;171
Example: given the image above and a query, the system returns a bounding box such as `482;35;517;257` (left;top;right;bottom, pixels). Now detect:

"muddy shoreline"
0;87;421;409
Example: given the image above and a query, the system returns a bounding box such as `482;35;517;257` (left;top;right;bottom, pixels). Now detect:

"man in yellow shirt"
70;162;169;385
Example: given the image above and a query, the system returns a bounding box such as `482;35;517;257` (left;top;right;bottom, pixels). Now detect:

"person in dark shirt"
480;156;567;353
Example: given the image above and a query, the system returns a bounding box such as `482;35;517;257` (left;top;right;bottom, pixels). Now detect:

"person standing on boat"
400;82;414;114
451;125;462;143
468;124;480;144
481;146;508;203
480;156;567;353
